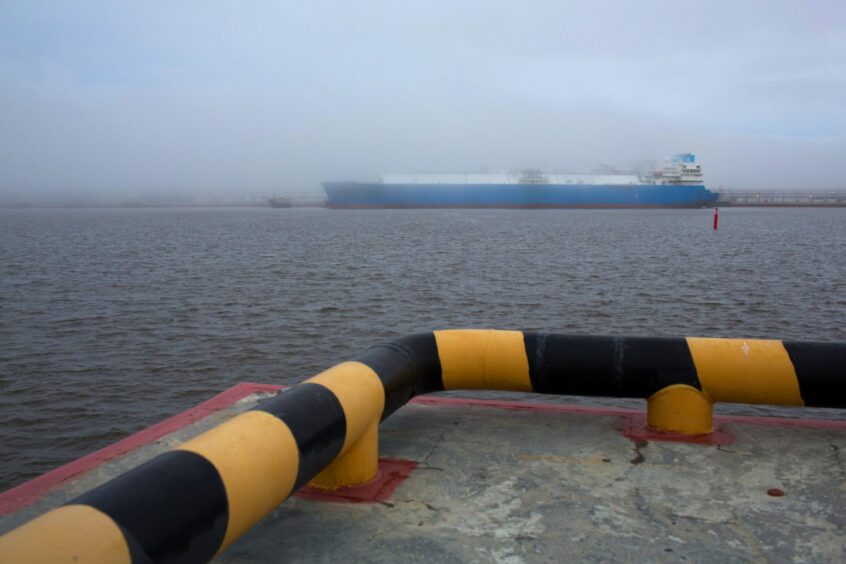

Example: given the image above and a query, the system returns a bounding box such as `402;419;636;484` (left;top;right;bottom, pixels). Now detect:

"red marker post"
713;207;719;230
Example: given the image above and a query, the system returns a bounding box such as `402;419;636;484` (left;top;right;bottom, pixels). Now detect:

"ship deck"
1;385;844;562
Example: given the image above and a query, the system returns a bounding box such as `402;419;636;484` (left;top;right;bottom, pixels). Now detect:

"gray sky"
1;1;845;198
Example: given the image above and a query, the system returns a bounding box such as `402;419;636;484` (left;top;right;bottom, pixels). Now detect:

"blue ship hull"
323;182;719;209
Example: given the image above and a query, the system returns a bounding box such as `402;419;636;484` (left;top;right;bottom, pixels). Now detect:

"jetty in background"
716;190;846;207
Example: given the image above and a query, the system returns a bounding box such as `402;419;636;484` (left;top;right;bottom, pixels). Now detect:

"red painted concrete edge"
410;396;642;417
0;382;284;515
295;459;418;504
623;414;736;445
2;384;844;515
410;395;846;430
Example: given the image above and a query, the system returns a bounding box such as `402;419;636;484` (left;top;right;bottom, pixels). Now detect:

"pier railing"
1;330;844;563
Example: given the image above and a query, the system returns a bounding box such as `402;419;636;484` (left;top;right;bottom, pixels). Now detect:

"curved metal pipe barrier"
2;330;844;562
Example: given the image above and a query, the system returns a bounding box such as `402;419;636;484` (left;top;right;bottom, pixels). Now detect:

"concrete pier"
2;384;844;562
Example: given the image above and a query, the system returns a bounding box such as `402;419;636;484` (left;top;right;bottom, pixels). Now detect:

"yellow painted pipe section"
435;329;532;391
647;384;714;435
687;338;803;406
0;504;131;564
306;361;385;455
178;410;299;552
309;421;379;490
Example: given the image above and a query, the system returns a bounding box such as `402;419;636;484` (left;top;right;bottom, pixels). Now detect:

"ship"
323;154;718;209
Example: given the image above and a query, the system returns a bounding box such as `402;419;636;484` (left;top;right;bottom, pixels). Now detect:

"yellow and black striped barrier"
1;330;844;562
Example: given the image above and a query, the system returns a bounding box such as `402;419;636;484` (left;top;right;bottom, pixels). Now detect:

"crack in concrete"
827;439;844;480
630;439;648;465
419;432;447;468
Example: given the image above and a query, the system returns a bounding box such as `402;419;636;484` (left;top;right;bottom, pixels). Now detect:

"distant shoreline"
0;201;328;209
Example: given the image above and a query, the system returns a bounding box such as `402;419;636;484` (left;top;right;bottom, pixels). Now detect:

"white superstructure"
380;154;703;186
642;154;703;185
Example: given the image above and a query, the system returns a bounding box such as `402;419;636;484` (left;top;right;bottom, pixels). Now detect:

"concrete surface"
2;393;844;563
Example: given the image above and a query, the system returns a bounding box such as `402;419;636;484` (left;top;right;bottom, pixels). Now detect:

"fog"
1;1;845;201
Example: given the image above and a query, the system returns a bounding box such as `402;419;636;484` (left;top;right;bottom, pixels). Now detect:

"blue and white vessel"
323;154;718;209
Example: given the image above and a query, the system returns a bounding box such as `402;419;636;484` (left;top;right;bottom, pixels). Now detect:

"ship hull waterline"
323;182;719;209
327;203;713;209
